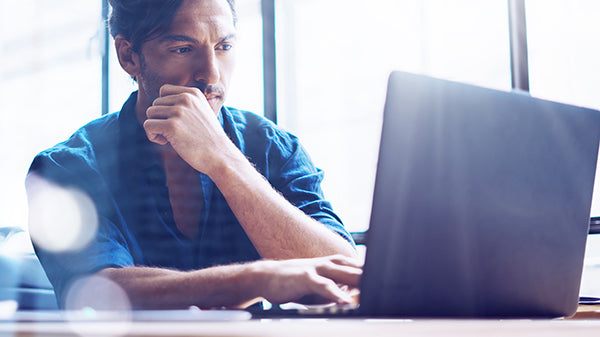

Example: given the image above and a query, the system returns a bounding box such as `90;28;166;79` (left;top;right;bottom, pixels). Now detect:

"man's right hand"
249;255;363;306
144;84;235;176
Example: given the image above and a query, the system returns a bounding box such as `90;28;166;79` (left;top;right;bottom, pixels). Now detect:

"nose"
194;48;220;87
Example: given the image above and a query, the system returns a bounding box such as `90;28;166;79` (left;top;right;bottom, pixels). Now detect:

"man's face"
136;0;236;114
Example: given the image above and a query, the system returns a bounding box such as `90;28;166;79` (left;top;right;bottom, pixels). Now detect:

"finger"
146;105;177;120
326;254;364;268
316;263;362;287
143;119;169;145
153;91;205;107
294;288;359;306
346;287;360;305
308;275;354;305
159;84;201;97
151;95;180;107
346;287;360;298
336;285;360;306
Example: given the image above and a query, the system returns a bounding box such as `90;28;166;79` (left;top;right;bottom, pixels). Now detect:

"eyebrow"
159;35;198;43
159;33;237;44
219;33;237;43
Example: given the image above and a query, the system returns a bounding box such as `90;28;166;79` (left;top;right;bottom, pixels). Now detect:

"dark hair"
108;0;237;52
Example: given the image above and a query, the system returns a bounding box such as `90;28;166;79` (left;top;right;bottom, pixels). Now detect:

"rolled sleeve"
272;137;355;246
28;148;135;308
33;216;134;308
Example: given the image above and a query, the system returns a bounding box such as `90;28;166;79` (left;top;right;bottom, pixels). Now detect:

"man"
26;0;360;310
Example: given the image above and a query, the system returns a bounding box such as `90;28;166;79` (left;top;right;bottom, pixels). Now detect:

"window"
0;0;102;232
2;0;599;298
0;0;264;233
275;0;510;232
526;0;600;299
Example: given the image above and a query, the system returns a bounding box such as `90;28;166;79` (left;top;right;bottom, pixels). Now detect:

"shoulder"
222;106;319;182
29;112;120;182
35;112;119;161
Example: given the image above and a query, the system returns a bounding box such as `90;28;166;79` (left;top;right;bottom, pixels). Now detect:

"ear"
114;35;141;79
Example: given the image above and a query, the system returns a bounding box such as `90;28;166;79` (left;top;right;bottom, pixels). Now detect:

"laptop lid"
359;71;600;318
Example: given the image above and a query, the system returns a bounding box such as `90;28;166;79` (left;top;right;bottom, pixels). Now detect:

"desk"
0;306;598;337
570;304;600;320
1;315;600;337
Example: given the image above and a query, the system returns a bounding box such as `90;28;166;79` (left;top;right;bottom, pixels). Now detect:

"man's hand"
251;255;363;305
143;84;234;174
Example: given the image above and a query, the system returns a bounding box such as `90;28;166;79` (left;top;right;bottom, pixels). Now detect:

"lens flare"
26;174;98;253
64;274;131;312
64;275;132;337
0;300;18;319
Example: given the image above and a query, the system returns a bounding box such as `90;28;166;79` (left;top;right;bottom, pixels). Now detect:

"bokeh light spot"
26;174;99;253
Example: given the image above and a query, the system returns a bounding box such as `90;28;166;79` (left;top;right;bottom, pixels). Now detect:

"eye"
217;43;233;51
172;47;192;54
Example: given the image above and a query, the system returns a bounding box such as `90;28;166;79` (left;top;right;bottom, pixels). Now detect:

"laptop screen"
360;71;600;317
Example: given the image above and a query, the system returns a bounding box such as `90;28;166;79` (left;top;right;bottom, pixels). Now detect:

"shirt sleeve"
27;148;134;308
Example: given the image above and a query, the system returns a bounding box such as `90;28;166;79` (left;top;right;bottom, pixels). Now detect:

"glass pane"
228;0;264;114
526;0;600;214
275;0;510;232
526;0;600;299
0;0;102;231
526;0;600;110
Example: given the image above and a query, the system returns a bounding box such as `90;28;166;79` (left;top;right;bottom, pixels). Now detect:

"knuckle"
301;269;314;280
142;119;153;130
307;273;327;286
329;254;347;263
164;121;177;133
170;106;183;118
183;93;194;104
146;106;157;117
315;262;331;275
189;87;202;96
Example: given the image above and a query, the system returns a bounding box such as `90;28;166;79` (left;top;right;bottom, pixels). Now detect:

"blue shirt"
29;92;353;307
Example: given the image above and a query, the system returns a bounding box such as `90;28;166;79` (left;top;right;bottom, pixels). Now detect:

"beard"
138;54;226;113
138;55;162;104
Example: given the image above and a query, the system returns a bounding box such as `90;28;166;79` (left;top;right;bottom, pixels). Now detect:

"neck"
134;90;153;125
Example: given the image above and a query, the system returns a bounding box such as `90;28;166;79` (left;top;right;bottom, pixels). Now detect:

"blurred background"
1;0;599;306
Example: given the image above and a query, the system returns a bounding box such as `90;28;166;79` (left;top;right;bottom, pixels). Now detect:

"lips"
204;94;221;102
191;83;224;110
204;93;223;113
202;86;224;103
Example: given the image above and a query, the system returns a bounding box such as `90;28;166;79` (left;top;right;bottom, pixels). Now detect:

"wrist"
244;260;274;301
205;146;254;185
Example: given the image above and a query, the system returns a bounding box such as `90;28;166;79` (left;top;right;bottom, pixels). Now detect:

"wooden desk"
1;317;600;337
570;304;600;319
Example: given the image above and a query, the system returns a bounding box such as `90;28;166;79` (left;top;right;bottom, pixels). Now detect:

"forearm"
98;264;263;310
96;255;362;310
208;149;356;260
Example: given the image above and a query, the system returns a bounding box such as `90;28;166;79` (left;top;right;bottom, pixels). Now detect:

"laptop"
258;71;600;318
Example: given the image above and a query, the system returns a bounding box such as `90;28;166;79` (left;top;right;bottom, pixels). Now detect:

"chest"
163;158;204;240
